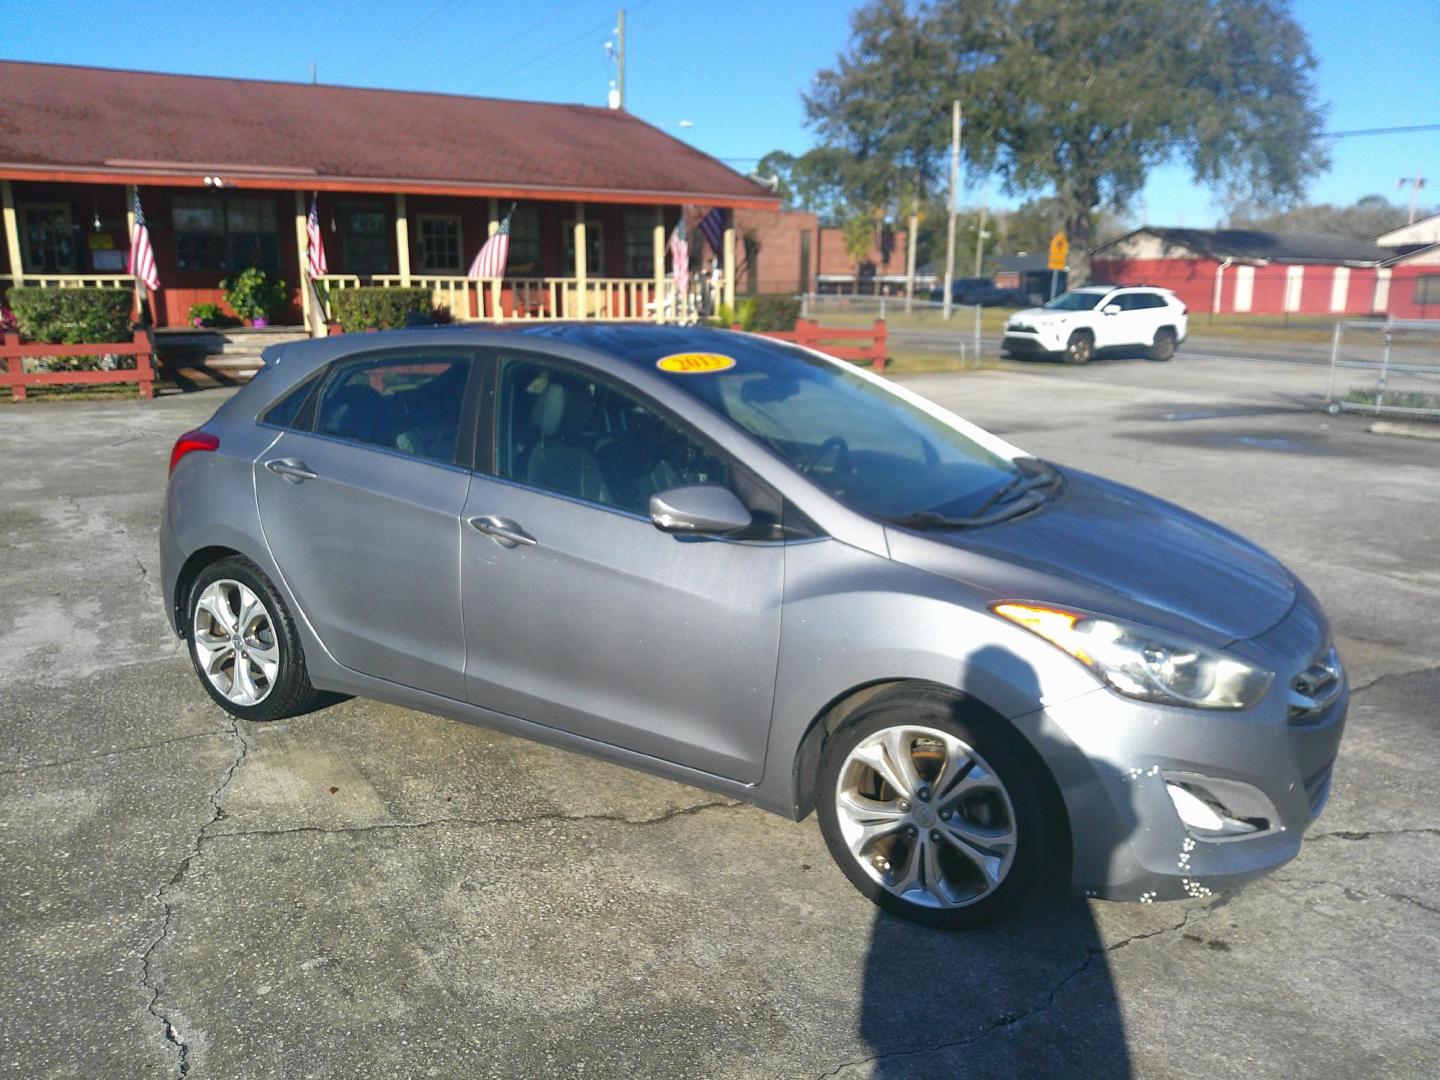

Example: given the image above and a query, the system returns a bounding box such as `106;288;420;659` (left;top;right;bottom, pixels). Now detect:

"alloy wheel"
834;725;1018;909
191;579;280;706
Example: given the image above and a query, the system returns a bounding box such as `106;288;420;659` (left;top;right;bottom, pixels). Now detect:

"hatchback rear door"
254;347;479;700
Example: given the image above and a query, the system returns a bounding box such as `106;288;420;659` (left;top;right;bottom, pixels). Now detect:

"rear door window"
312;352;475;466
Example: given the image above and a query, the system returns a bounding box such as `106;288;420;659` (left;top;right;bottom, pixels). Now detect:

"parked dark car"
928;279;1028;306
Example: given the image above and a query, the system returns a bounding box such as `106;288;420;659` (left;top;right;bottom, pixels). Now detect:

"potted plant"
221;268;287;327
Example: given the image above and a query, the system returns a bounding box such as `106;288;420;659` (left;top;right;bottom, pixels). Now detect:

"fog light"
1163;771;1277;839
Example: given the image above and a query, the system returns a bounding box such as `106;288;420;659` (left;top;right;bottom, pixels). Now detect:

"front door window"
20;204;77;273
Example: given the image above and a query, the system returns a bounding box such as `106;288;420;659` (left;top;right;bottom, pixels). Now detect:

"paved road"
2;353;1436;1078
888;322;1340;366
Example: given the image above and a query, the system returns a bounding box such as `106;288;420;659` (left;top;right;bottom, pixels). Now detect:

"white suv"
1002;285;1188;364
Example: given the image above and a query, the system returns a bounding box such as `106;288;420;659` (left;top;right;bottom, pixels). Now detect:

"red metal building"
1091;227;1440;320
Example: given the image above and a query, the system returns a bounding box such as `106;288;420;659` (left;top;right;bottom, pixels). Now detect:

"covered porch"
0;178;737;330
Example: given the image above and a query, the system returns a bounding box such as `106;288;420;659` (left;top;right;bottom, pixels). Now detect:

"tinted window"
495;355;729;516
262;373;319;429
1132;292;1166;309
313;353;472;465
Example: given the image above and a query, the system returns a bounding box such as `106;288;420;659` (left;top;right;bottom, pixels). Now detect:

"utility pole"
973;176;989;277
1399;171;1427;224
616;9;626;110
942;100;961;321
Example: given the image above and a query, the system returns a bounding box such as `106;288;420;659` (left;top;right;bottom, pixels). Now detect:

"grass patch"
1;383;148;403
1341;387;1440;415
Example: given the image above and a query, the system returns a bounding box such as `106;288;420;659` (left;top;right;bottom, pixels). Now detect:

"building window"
172;194;280;274
508;207;541;275
623;212;655;277
417;214;462;273
339;203;390;276
20;204;77;273
1413;275;1440;307
564;219;604;276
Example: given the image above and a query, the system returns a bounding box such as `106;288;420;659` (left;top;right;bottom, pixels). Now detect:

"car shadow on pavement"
851;645;1135;1078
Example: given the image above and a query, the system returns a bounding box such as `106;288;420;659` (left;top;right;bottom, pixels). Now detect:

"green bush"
221;268;288;322
6;287;133;344
187;302;237;328
749;293;799;332
330;287;435;332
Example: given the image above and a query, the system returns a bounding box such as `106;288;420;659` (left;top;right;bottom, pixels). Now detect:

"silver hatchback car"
161;325;1346;927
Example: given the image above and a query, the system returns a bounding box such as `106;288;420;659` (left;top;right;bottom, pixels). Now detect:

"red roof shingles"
0;61;777;206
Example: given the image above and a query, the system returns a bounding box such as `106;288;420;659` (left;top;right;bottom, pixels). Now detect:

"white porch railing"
1;273;135;290
321;274;701;324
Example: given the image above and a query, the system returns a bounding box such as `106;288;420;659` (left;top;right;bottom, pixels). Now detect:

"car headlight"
991;602;1274;709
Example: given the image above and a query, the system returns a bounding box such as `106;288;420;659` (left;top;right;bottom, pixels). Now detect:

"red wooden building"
0;61;779;328
1091;227;1440;320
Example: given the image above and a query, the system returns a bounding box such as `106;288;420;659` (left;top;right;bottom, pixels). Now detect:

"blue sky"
9;0;1438;227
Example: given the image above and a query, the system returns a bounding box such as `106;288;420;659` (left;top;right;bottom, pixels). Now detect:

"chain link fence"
1325;320;1440;421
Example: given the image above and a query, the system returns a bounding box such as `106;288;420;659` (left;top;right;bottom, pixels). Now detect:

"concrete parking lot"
2;347;1436;1079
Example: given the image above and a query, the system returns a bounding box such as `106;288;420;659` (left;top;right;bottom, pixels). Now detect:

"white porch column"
1284;265;1304;313
1373;268;1392;314
394;193;411;282
1330;266;1351;313
488;197;499;238
1;180;22;283
293;191;315;333
573;201;587;320
653;206;665;324
722;222;736;313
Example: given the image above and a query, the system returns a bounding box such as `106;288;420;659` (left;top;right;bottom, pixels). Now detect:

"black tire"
1063;331;1094;365
185;555;325;722
816;686;1051;929
1149;328;1177;361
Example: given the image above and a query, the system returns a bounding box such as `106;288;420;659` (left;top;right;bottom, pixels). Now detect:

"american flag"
698;208;724;262
468;205;514;279
128;190;160;291
668;219;690;297
306;193;328;279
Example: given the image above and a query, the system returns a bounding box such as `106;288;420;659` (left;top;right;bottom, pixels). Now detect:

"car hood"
1008;306;1079;325
885;469;1296;646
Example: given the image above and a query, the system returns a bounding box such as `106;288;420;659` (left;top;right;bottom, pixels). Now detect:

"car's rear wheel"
816;687;1050;928
186;555;324;722
1149;328;1177;361
1063;331;1094;365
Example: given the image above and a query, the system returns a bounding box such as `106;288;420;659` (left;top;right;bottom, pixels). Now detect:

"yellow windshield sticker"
656;352;736;374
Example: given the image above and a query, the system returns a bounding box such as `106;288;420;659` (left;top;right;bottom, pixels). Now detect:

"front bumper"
1011;599;1347;901
1002;327;1067;354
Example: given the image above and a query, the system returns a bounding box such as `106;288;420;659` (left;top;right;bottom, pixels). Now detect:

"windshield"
657;341;1022;520
1042;291;1107;311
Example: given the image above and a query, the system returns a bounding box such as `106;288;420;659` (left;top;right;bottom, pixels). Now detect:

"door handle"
265;458;318;483
468;515;537;547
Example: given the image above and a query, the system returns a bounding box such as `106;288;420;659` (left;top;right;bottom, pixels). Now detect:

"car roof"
261;322;796;376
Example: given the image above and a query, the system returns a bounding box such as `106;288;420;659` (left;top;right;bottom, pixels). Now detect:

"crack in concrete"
1274;875;1440;916
138;715;252;1078
1347;663;1440;695
1308;827;1440;842
815;904;1215;1079
205;797;745;843
0;729;233;777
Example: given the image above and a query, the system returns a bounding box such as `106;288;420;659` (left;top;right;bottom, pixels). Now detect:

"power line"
475;0;657;94
1320;123;1440;138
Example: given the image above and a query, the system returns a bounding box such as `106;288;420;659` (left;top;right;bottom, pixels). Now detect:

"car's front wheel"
1063;331;1094;365
816;687;1050;928
186;555;325;722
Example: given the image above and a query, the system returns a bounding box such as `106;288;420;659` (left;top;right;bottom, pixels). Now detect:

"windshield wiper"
886;459;1061;532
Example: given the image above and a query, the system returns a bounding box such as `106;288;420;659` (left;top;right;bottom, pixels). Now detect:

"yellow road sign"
1048;231;1069;271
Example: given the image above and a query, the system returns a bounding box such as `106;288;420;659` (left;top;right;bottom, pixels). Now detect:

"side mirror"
650;485;752;535
1102;303;1121;315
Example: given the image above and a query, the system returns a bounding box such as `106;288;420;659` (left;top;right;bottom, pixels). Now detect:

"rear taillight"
169;429;220;475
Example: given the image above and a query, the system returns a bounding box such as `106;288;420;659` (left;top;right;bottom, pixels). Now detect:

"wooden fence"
732;318;888;371
1;331;156;401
